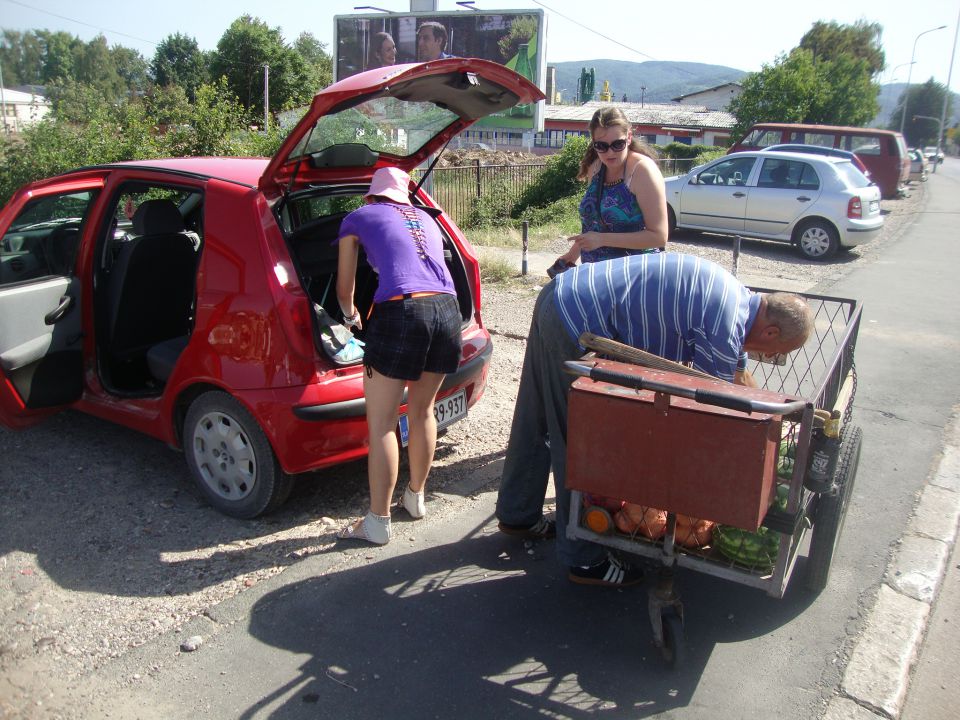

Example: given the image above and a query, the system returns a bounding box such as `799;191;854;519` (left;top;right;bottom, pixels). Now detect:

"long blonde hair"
577;107;658;181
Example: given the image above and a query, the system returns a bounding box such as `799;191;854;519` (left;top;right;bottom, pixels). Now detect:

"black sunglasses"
593;138;628;153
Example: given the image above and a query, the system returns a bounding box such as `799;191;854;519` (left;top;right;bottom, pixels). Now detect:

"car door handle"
44;295;72;325
732;191;746;198
797;196;812;202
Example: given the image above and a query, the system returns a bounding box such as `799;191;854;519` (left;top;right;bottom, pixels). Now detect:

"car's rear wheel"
795;219;839;260
184;391;293;518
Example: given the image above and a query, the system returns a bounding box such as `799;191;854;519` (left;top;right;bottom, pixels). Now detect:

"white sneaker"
338;511;392;545
401;486;426;519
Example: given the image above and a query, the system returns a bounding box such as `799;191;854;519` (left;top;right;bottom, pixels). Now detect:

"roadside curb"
824;412;960;720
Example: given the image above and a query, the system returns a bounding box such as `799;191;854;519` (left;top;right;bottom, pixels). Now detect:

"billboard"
333;9;546;131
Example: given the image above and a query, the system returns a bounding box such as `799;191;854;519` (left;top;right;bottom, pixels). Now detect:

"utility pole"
0;60;9;135
935;6;959;171
263;64;270;132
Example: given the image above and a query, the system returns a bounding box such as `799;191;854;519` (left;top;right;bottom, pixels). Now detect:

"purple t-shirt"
336;202;456;303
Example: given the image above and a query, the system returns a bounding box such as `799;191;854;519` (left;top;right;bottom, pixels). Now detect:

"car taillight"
847;197;862;219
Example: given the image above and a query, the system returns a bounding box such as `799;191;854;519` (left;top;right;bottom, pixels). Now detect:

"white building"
0;87;52;133
671;82;742;112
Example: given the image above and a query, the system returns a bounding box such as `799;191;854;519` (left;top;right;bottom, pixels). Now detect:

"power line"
531;0;697;76
1;0;160;47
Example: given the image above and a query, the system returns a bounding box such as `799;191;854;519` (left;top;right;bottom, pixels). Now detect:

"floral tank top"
577;163;662;264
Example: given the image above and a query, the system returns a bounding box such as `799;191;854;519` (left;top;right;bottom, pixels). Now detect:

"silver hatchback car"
664;151;883;259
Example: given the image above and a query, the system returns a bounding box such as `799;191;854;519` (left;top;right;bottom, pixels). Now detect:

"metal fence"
413;157;697;227
413;161;546;227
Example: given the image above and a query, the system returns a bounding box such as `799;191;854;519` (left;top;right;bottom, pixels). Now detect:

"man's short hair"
765;292;814;345
418;21;448;48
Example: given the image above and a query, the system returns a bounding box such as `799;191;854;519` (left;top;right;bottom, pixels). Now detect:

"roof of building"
671;82;743;103
544;100;735;130
0;87;50;104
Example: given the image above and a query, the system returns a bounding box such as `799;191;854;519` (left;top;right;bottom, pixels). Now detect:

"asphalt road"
4;165;957;720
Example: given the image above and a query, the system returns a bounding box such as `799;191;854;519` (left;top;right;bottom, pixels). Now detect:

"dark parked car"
0;59;543;517
763;144;871;177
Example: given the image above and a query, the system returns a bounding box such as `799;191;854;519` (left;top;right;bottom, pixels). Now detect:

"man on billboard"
416;21;455;61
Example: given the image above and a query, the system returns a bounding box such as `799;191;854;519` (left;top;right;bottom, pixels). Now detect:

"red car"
0;60;543;517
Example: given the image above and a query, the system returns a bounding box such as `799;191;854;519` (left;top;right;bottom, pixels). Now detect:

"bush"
517;194;581;232
463;177;514;228
692;148;728;166
510;135;588;217
659;142;719;160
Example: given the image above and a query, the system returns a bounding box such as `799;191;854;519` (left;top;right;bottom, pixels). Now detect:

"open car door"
0;180;101;428
260;58;545;195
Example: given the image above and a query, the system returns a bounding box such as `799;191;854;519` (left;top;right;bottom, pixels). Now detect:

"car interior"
279;186;474;366
95;184;203;394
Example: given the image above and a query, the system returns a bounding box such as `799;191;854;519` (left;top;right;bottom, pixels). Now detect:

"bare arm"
336;234;361;329
569;154;668;254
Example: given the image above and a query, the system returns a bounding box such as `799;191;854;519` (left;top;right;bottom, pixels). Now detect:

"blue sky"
1;0;957;91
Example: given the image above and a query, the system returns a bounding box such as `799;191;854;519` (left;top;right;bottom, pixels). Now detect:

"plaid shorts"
364;293;462;380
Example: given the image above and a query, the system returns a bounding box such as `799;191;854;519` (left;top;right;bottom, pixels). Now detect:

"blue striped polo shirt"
553;253;760;381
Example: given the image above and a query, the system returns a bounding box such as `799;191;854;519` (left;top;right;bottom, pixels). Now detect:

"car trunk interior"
282;190;474;365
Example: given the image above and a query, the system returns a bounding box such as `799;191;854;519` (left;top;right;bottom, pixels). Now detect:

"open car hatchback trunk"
280;188;474;366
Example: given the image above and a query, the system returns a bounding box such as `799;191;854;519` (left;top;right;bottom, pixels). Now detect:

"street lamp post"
936;7;960;170
900;25;948;135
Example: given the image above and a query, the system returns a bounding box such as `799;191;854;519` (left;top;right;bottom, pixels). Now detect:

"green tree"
72;35;126;100
0;30;45;85
292;32;333;95
892;79;954;147
151;33;208;100
210;15;316;117
144;83;193;128
727;50;820;139
111;45;149;95
799;20;884;75
38;30;79;83
730;21;882;139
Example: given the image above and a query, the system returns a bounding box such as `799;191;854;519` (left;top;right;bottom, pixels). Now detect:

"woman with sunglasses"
547;107;668;278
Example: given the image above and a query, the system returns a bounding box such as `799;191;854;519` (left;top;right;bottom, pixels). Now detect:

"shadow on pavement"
240;514;816;720
0;409;507;599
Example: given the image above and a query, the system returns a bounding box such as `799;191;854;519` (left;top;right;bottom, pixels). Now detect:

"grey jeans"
495;281;607;567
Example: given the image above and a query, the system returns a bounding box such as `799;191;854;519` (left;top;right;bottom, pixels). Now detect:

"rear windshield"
835;162;872;189
288;96;459;161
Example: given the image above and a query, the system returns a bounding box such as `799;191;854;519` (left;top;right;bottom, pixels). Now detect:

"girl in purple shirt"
335;167;462;545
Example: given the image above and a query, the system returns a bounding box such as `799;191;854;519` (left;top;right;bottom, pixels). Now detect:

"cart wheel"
805;425;862;593
659;610;686;667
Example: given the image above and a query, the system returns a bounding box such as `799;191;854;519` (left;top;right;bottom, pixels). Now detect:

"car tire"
184;391;293;519
795;219;839;260
666;206;678;237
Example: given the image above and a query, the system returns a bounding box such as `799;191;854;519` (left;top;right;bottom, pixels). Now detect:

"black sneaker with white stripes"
568;554;644;587
497;516;556;540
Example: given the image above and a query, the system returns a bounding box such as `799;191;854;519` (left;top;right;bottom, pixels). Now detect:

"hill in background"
552;60;959;132
551;60;746;104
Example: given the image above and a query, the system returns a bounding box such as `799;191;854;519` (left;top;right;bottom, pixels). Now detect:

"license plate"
398;389;467;447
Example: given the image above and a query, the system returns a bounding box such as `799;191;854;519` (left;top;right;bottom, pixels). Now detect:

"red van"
729;123;910;199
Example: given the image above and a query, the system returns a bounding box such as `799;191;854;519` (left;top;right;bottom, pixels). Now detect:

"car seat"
770;165;790;187
106;199;198;366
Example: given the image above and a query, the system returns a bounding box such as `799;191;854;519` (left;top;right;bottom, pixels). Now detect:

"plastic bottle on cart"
804;410;841;493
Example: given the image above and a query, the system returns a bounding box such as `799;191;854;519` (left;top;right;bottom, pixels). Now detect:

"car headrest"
131;199;185;235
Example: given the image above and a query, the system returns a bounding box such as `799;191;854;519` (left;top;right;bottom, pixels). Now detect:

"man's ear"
760;324;781;342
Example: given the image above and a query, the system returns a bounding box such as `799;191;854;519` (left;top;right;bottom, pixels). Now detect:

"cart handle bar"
564;361;808;416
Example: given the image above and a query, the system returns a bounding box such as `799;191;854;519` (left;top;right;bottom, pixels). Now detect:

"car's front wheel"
184;391;293;518
667;206;678;237
795;219;839;260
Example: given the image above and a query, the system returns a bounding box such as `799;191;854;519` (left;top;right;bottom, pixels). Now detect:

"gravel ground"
0;184;924;718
